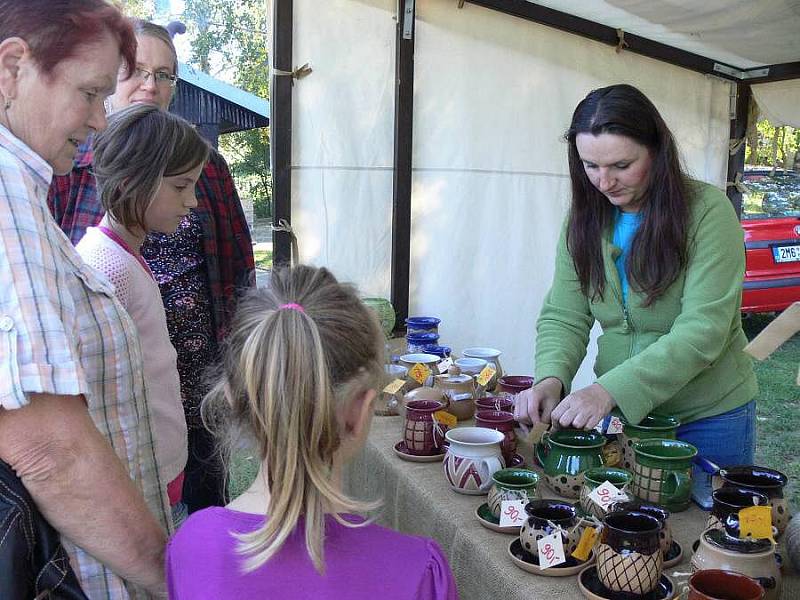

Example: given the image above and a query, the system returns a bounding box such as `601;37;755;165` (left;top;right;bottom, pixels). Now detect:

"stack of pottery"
434;366;476;421
631;438;697;511
619;413;680;471
691;520;781;600
715;466;790;535
461;347;503;390
475;410;518;466
442;427;505;494
394;399;448;461
535;429;606;498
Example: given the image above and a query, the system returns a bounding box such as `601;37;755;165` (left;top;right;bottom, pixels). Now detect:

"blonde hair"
205;265;385;574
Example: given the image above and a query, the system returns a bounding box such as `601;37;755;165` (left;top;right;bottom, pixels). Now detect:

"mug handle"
665;470;692;499
535;431;551;465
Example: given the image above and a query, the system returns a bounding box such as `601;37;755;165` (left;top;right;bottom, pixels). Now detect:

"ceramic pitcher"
443;427;505;495
535;429;606;499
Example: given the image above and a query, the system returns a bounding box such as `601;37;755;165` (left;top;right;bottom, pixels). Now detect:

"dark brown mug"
688;569;765;600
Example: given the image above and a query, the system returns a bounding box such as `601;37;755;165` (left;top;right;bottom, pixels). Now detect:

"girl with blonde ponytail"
166;265;458;599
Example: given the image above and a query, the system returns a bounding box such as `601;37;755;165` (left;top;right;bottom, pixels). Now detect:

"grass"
743;313;800;509
254;249;273;270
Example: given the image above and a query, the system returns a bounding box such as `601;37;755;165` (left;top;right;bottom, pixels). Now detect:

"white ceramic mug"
442;427;505;495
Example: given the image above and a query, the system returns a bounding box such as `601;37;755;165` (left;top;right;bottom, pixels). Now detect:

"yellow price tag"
476;365;497;388
738;505;774;541
571;526;598;561
433;410;457;428
382;378;406;395
409;362;432;385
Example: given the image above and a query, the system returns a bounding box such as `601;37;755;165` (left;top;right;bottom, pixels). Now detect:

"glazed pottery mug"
707;487;770;533
461;347;503;390
691;527;781;600
398;353;440;390
475;395;514;413
535;429;606;499
475;410;517;464
519;499;581;559
609;500;672;560
496;375;534;396
403;399;447;456
442;427;505;495
488;468;540;519
688;569;765;600
619;413;680;471
454;357;487;378
579;466;633;520
631;438;697;511
399;386;445;418
376;364;407;416
597;511;663;595
717;466;790;535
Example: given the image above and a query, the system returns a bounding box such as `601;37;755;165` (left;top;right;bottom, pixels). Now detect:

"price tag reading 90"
499;500;527;527
588;480;626;512
537;531;566;569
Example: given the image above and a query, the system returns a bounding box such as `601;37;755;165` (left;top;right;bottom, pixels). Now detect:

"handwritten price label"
588;480;627;512
571;526;598;561
499;500;527;527
409;363;432;384
382;379;406;395
437;357;454;374
537;531;566;569
738;505;774;541
476;365;497;388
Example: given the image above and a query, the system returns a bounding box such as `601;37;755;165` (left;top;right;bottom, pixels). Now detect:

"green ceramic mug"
631;438;697;512
579;466;633;519
535;429;606;499
487;468;540;519
619;413;680;471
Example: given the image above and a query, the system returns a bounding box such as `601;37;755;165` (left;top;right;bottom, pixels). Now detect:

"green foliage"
122;0;154;19
746;120;799;169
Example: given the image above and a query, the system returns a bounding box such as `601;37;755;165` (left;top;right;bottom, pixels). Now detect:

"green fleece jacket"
535;180;758;426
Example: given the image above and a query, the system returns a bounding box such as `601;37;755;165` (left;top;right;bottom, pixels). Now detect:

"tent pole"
271;0;294;267
390;0;415;333
726;83;751;219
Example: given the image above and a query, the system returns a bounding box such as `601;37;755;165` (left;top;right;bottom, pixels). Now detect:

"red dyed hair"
0;0;136;77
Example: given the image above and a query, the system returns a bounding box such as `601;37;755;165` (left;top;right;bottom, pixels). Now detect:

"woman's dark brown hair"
565;84;689;306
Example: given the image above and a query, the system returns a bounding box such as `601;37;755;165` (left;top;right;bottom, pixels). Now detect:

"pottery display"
619;413;680;471
462;347;503;390
596;511;663;595
535;429;607;499
716;466;790;535
609;500;673;561
405;316;440;334
399;386;446;418
688;569;765;600
434;366;475;421
707;487;770;533
487;468;540;518
519;499;582;559
579;466;633;520
398;353;440;390
475;410;517;463
442;427;505;495
631;438;697;511
406;331;439;353
691;527;781;600
475;395;514;413
578;565;675;600
376;364;408;416
497;375;534;396
403;399;447;456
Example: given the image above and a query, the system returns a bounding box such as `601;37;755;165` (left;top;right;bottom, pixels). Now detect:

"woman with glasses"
48;20;256;515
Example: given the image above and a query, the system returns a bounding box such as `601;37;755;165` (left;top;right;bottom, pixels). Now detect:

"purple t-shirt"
166;507;458;599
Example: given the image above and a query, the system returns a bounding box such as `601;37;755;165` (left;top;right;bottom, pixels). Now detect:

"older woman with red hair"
0;1;171;597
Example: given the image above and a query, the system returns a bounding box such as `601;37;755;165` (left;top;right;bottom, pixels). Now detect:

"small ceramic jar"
487;468;540;519
597;511;663;596
434;366;475;421
519;500;581;559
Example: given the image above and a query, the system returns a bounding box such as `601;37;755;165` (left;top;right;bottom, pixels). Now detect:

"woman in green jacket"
514;84;758;504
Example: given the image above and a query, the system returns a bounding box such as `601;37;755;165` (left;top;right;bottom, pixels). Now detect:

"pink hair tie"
279;302;305;313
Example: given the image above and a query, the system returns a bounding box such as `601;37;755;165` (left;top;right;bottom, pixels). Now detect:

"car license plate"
772;244;800;263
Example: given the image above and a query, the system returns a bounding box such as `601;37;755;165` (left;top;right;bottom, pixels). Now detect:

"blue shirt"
613;209;642;305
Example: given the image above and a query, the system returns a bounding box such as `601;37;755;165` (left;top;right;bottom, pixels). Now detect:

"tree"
121;0;154;19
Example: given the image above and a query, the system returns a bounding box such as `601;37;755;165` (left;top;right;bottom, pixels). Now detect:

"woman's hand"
551;383;616;430
513;377;562;425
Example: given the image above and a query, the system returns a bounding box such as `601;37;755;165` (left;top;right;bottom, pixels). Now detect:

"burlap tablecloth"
344;414;798;600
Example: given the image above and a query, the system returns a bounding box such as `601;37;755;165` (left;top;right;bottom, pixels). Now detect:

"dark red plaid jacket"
47;144;256;342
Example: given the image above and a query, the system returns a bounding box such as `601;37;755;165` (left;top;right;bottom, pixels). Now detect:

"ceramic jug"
535;429;606;499
442;427;505;495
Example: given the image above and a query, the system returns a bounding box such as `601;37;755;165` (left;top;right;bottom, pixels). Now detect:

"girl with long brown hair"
166;265;457;599
514;84;757;506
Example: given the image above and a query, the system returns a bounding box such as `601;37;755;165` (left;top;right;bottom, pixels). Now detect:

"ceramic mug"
609;500;673;559
461;347;503;390
688;569;765;600
474;410;516;464
403;399;447;456
579;466;633;520
398;353;440;390
496;375;534;396
487;468;540;519
707;487;771;533
475;395;514;413
442;427;505;495
631;438;697;511
597;511;663;595
399;386;445;418
717;466;790;535
454;357;487;377
535;429;606;499
519;499;581;559
619;413;680;471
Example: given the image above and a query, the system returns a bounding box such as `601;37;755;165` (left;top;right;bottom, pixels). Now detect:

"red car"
741;169;800;313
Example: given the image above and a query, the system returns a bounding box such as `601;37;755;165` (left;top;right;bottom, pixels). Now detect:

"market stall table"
344;414;799;600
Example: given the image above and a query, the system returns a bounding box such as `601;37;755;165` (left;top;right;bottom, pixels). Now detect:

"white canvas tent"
267;0;800;387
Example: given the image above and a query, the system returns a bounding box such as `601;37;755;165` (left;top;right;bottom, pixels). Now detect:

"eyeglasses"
127;67;178;88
